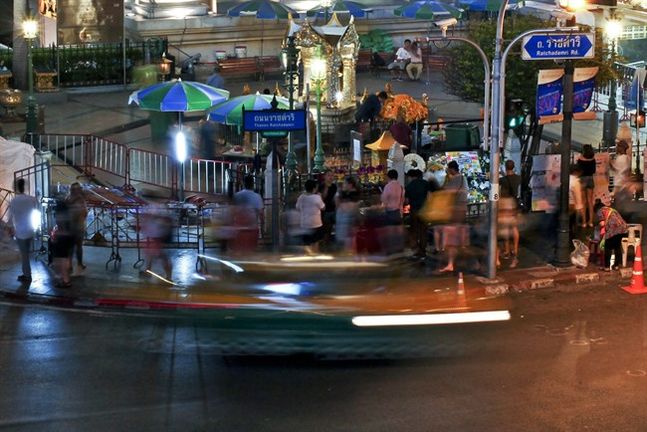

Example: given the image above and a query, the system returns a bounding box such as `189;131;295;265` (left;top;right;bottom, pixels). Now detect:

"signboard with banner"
573;67;598;121
57;0;124;44
537;69;564;125
39;0;57;18
522;33;595;61
537;67;598;124
243;109;307;138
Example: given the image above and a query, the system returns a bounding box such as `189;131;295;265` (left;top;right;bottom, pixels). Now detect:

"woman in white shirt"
296;179;325;252
610;140;630;195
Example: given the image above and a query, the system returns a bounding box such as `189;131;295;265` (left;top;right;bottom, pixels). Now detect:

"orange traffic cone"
457;272;467;307
622;245;647;294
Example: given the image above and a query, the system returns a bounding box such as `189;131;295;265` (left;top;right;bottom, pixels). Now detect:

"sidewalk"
0;234;633;313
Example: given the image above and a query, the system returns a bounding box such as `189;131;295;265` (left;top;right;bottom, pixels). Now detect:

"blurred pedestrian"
498;160;521;268
380;169;405;254
405;169;430;258
318;170;338;247
610;140;632;213
439;161;468;273
355;91;388;123
65;182;88;274
569;165;585;230
231;175;264;254
335;176;361;253
7;178;38;283
296;179;325;254
389;108;412;149
140;206;173;280
576;144;596;227
206;66;224;88
594;200;628;271
51;200;74;287
199;119;218;159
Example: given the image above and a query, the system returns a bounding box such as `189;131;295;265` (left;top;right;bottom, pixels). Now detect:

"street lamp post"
282;36;299;173
22;19;38;139
603;14;622;149
175;129;187;202
311;55;327;173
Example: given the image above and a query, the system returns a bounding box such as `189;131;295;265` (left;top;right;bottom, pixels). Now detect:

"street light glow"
311;58;327;81
605;19;623;40
175;130;187;163
22;19;38;39
352;311;511;327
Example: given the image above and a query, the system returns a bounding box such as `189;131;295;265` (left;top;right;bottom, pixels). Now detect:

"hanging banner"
57;0;124;44
573;67;598;121
39;0;57;18
536;69;564;125
625;67;646;111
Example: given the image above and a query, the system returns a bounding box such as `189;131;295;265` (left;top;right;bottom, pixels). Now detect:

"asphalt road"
0;284;646;432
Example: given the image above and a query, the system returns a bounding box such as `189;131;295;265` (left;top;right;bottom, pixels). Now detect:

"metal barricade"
183;158;253;196
90;136;127;181
128;147;174;191
31;134;88;175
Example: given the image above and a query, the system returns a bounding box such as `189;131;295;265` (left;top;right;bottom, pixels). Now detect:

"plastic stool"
622;224;642;268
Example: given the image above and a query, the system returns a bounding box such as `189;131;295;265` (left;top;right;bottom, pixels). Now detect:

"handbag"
420;190;455;224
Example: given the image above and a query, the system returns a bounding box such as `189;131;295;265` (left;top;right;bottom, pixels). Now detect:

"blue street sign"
522;33;595;61
242;109;307;132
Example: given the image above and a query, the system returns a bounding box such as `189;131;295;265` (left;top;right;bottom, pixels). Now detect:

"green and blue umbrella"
458;0;523;12
227;0;296;19
128;79;229;112
206;93;290;125
395;0;463;19
307;0;368;18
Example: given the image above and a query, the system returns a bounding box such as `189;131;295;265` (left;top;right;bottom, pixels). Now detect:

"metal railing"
29;134;253;199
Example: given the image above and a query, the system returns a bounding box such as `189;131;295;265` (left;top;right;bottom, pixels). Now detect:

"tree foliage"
441;15;616;106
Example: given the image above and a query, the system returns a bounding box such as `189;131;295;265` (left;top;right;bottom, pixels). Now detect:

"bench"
218;57;260;80
257;56;282;80
426;55;449;71
357;49;372;72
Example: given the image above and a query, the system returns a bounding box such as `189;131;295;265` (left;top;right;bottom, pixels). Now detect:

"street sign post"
522;33;595;61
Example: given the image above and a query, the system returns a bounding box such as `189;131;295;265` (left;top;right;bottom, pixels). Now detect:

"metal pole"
603;37;618;149
305;83;312;174
313;80;325;172
25;36;37;136
635;75;642;175
555;60;574;266
271;139;280;251
285;36;297;172
487;0;508;280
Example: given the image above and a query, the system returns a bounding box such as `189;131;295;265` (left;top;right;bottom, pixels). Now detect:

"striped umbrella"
128;79;230;112
458;0;523;12
206;93;290;125
395;0;463;20
307;0;368;18
227;0;296;19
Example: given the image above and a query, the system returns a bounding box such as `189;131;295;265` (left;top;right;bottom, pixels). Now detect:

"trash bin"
149;111;175;143
444;123;480;150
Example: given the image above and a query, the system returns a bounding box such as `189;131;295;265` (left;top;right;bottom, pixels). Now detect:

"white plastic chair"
621;224;642;268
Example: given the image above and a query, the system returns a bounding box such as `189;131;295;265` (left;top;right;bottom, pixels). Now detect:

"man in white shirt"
610;140;630;195
8;178;39;282
388;39;412;81
296;179;325;253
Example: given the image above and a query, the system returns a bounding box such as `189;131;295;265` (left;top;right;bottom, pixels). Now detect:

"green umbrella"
206;93;290;126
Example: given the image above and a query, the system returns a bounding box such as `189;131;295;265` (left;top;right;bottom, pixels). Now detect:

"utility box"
444;123;480;150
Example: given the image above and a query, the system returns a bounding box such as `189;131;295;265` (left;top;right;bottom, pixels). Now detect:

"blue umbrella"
395;1;463;19
128;79;229;112
307;0;367;18
227;0;296;19
458;0;523;12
